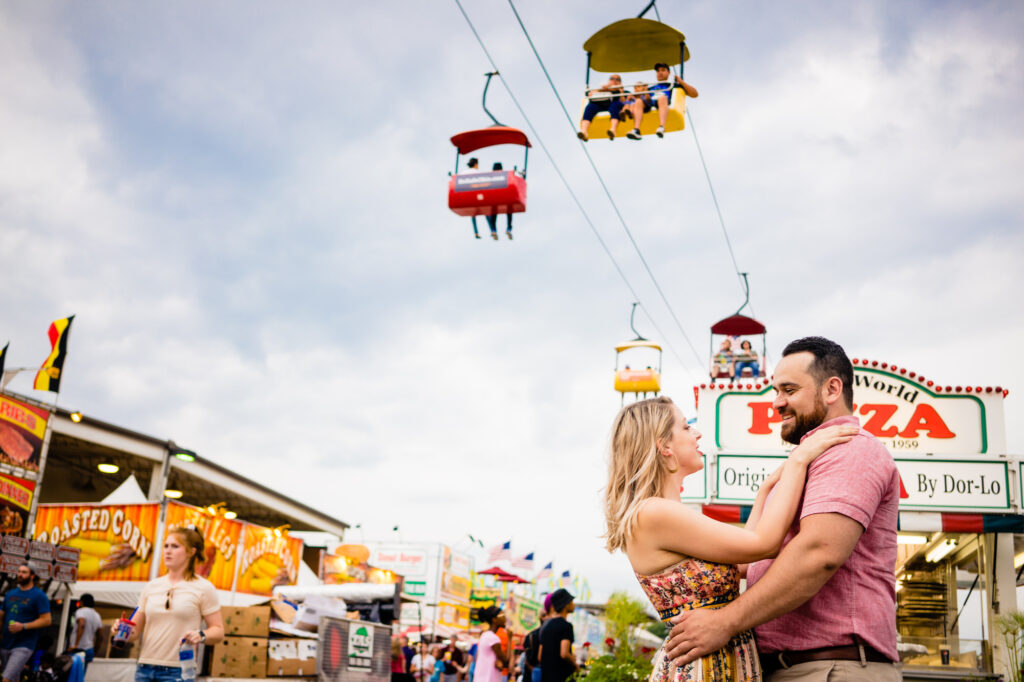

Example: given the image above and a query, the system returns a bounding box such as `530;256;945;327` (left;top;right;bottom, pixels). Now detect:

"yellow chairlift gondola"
614;303;663;405
579;5;694;141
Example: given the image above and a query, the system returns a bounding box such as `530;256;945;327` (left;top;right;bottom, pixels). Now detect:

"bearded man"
666;336;901;681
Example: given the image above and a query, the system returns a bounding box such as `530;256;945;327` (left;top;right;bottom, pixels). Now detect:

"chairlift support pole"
735;273;751;316
585;52;592;89
482;71;505;127
679;41;686;79
629;302;647;342
637;0;656;19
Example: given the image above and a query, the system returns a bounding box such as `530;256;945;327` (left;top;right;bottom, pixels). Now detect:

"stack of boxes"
209;605;271;678
207;604;318;678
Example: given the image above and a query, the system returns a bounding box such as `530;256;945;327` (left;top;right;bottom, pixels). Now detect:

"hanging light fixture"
97;463;119;474
925;539;958;563
164;489;184;499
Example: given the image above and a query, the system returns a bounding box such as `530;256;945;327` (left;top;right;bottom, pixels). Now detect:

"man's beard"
780;397;828;445
16;576;31;587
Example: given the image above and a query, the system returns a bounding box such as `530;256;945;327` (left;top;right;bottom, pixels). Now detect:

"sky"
2;1;1023;605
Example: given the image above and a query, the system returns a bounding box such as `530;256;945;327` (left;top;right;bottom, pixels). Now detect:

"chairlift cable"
504;0;707;372
453;0;699;384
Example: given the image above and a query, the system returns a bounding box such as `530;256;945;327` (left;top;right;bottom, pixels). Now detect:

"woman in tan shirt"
129;528;225;681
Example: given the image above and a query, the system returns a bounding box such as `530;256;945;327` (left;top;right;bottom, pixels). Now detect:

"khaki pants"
767;659;901;681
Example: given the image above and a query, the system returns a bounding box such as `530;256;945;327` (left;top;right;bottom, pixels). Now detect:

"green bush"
576;652;652;682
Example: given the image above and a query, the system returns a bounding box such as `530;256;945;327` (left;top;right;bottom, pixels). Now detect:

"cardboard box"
221;605;272;637
267;637;317;677
209;636;268;678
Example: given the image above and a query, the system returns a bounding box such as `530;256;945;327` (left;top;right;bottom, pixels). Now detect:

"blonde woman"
129;528;224;682
604;397;856;681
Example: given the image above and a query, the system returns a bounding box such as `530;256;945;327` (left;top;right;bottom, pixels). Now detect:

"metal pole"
585;52;592;89
25;409;57;535
56;582;73;652
679;42;686;80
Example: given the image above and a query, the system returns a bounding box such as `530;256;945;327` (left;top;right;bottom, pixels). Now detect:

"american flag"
560;569;571;587
511;552;534;570
487;540;511;563
535;562;553;580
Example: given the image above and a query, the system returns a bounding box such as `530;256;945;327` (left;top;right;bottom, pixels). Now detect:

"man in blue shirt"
0;564;51;682
625;63;699;140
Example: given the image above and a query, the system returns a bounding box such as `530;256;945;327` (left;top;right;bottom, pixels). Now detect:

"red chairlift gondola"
448;73;532;240
710;275;767;382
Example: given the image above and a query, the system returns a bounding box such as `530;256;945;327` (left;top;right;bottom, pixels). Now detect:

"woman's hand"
788;424;859;466
181;630;204;646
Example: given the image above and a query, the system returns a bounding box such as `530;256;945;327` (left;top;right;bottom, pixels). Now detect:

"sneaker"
506;230;513;240
491;233;498;240
606;130;615;140
626;129;642;140
656;126;665;138
576;131;587;141
475;234;481;239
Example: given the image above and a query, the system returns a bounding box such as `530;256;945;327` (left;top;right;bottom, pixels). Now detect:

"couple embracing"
604;337;900;681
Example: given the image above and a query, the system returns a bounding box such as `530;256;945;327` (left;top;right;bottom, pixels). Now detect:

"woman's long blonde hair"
603;396;677;553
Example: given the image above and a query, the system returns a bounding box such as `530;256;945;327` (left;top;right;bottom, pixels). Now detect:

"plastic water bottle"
179;640;197;681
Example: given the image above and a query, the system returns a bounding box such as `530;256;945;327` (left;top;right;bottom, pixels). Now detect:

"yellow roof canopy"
583;18;689;73
615;340;663;353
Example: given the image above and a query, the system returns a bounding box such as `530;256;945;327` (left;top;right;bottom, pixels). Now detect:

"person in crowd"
473;606;507;682
127;527;224;682
665;337;901;680
522;594;552;682
411;642;436;681
483;163;514;240
429;644;446;682
603;390;857;680
438;638;467;682
392;636;415;682
68;593;102;667
626;63;699;140
0;564;51;682
537;589;576;682
733;339;760;378
711;337;735;379
577;74;626;141
401;635;417;675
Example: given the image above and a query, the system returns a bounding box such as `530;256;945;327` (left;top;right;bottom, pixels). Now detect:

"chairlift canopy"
710;314;766;336
583;18;690;73
450;127;532;155
614;340;663;353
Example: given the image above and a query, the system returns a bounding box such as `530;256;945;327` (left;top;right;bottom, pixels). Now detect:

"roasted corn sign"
162;501;243;591
237;524;303;596
32;503;159;580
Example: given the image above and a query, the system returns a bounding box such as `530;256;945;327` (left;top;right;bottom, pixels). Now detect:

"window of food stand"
897;533;992;673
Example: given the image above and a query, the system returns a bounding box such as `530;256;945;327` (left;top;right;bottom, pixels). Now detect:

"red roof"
710;314;766;336
450;127;532;154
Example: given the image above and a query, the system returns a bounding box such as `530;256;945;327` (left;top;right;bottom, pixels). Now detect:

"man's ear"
822;376;843;406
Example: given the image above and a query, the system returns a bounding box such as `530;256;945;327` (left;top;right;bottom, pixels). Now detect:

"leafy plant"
577;653;652;682
997;610;1024;682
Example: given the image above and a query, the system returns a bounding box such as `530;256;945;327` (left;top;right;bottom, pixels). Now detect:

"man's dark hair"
80;593;95;607
653;62;669;71
782;336;854;409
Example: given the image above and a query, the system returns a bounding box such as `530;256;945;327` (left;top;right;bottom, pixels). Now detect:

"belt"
759;644;893;675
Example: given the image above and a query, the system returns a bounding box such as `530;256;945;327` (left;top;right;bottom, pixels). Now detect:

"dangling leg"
471;216;481;239
486;213;498;240
506;213;513;240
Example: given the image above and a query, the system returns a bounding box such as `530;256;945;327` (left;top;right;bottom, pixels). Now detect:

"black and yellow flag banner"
34;316;74;393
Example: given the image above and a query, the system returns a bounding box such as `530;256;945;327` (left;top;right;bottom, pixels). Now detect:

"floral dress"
636;556;761;681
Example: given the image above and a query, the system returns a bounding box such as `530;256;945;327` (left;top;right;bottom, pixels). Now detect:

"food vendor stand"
689;359;1016;680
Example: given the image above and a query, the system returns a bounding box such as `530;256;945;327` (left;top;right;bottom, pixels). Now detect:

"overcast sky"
2;1;1023;603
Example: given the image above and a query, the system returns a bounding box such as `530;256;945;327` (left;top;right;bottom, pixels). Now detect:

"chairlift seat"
448;171;527;217
579;89;687;139
615;368;661;394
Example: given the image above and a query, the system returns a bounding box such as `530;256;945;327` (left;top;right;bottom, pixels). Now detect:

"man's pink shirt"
746;415;899;661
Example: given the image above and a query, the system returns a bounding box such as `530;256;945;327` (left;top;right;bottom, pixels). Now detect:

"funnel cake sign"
708;363;1001;455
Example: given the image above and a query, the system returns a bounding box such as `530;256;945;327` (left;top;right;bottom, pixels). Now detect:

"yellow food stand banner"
437;601;471;629
0;473;34;537
32;503;160;581
237;524;303;596
162;501;243;590
0;394;50;473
